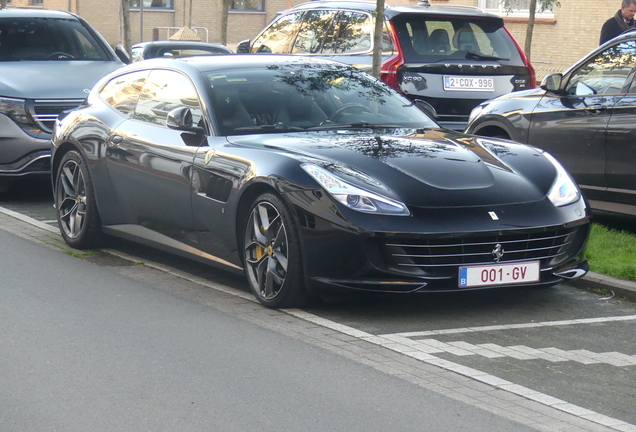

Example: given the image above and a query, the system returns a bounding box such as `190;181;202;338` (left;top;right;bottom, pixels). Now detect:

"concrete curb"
570;271;636;302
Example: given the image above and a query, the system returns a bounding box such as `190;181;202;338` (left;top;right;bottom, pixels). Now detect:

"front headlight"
301;163;410;216
0;96;31;125
544;152;581;207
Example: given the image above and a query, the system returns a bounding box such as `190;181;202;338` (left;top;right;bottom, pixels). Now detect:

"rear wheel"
243;193;307;308
55;150;102;249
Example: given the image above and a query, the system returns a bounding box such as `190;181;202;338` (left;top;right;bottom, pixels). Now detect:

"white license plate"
443;76;494;92
459;261;540;288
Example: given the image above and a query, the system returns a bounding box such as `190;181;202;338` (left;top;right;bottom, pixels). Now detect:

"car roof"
132;41;230;50
0;7;79;19
124;54;351;73
287;0;498;19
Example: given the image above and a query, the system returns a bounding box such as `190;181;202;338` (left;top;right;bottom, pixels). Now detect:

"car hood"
227;128;557;208
0;61;124;99
487;87;546;103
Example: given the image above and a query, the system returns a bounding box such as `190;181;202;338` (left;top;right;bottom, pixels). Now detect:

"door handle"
586;104;607;113
110;135;123;145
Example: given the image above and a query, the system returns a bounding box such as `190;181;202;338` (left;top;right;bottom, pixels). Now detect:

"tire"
243;192;308;308
55;150;103;249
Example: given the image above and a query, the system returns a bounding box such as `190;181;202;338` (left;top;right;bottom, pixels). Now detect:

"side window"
251;12;304;54
99;71;150;116
291;10;336;54
134;69;203;127
333;12;373;54
567;41;636;96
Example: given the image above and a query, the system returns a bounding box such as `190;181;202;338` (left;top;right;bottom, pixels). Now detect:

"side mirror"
236;39;251;53
114;45;131;64
413;99;437;119
167;107;205;134
540;73;563;92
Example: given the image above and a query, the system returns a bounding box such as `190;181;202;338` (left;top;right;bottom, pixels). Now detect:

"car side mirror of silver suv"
540;73;563;92
236;40;250;53
115;45;131;64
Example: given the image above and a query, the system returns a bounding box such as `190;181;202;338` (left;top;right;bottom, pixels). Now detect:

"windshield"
391;15;520;65
204;62;437;135
0;17;110;61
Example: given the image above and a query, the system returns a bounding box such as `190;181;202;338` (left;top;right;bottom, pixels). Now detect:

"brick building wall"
5;0;625;78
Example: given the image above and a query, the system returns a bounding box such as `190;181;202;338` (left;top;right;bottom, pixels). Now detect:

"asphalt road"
1;177;636;431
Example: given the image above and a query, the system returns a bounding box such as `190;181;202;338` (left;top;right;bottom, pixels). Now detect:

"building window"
30;0;43;5
131;0;174;9
480;0;554;18
231;0;263;12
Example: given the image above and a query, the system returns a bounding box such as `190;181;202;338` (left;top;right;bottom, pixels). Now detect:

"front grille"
382;226;582;270
30;99;85;132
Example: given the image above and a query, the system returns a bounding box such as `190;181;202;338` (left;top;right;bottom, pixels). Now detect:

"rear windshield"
391;15;522;65
0;17;110;61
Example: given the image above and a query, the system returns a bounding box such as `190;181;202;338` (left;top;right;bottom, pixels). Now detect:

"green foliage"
500;0;561;14
586;223;636;282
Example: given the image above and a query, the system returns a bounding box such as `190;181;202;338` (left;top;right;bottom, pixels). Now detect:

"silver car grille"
30;99;85;133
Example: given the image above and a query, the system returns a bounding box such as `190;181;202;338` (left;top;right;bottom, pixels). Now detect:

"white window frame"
478;0;554;19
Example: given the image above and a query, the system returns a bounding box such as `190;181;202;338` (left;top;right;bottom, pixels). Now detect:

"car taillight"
380;20;404;91
505;27;536;89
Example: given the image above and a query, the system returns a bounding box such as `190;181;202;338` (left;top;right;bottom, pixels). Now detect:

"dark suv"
0;8;129;192
237;0;535;130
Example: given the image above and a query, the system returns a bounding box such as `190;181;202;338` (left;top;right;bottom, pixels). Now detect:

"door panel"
605;93;636;208
528;40;636;195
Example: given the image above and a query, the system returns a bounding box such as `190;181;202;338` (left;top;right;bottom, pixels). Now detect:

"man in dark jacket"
600;0;636;45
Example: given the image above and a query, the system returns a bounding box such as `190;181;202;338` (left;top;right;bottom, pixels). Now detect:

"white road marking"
288;309;636;431
385;315;636;338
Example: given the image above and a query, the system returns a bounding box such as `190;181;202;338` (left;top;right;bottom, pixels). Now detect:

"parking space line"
288;309;636;431
385;315;636;338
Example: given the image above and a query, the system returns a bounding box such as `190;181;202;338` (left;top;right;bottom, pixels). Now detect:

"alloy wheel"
57;158;87;240
244;201;289;301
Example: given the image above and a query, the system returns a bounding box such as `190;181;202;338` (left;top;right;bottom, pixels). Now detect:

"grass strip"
586;223;636;282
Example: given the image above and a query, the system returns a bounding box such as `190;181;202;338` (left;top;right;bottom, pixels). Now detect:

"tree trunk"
220;0;231;45
122;0;132;57
371;0;386;79
524;0;537;61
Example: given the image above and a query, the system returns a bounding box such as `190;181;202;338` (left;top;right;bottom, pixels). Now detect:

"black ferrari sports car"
51;55;590;308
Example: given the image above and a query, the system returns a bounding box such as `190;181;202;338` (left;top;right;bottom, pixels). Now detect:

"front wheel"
55;150;102;249
243;193;307;308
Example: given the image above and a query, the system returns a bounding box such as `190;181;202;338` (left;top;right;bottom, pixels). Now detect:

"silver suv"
238;0;535;131
0;8;129;192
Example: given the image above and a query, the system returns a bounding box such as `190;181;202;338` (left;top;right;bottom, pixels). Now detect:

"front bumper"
291;192;591;296
0;114;51;177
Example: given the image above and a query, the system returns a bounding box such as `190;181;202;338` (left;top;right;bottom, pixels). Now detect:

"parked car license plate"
459;261;540;287
443;76;494;91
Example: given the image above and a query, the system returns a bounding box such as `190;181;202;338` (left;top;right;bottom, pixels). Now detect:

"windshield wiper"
306;123;404;131
465;51;508;61
233;124;305;133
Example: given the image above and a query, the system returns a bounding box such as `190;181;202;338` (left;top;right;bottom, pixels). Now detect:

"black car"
237;0;535;131
51;55;589;308
465;31;636;217
0;7;129;192
131;41;232;62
